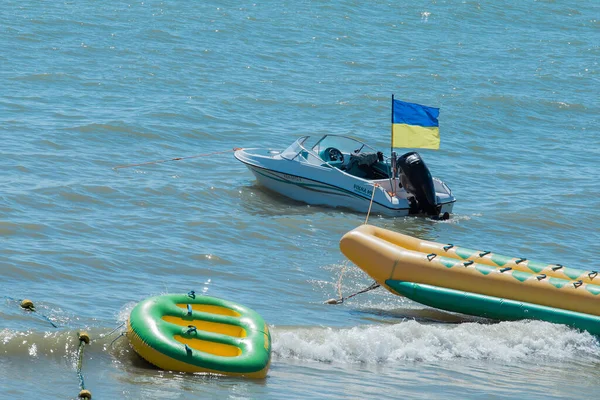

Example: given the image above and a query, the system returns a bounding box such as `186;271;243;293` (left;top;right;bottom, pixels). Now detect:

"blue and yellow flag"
392;98;440;149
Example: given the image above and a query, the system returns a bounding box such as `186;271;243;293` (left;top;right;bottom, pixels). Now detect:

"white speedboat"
234;135;455;218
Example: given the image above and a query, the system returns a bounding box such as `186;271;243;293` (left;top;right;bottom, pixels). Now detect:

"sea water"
1;1;599;399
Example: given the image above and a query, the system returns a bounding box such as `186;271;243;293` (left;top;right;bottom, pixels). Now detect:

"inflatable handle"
186;325;197;335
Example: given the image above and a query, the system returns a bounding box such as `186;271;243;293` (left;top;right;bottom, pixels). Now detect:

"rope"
345;281;380;301
364;183;378;225
109;332;126;349
336;261;349;300
325;281;381;305
96;322;128;349
113;148;241;170
38;314;58;328
324;183;380;305
98;322;125;339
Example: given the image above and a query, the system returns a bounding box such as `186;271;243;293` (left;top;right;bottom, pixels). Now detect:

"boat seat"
319;147;345;169
343;154;390;179
345;164;368;178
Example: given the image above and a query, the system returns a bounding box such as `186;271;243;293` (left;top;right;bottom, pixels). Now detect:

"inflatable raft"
340;225;600;335
127;292;271;378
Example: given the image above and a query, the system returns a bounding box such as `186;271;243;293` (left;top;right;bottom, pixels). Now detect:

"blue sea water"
1;1;599;398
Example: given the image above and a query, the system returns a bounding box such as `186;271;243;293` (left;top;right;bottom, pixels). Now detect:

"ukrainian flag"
392;98;440;149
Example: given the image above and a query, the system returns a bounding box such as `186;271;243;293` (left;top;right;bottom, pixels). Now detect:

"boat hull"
237;152;455;217
247;163;409;216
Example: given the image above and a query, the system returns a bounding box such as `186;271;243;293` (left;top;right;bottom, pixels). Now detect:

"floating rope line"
113;148;241;170
17;298;58;328
76;332;92;399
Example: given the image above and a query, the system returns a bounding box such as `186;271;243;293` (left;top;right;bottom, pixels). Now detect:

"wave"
271;320;600;364
2;318;597;368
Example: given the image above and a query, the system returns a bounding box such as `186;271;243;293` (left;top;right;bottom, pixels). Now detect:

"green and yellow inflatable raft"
340;225;600;335
127;292;271;378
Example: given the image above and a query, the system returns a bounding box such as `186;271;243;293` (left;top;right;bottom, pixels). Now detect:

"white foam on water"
271;319;600;364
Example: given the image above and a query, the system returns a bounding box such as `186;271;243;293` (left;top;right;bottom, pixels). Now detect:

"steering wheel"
324;147;344;163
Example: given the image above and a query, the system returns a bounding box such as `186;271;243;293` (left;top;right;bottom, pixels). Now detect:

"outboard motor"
397;152;438;216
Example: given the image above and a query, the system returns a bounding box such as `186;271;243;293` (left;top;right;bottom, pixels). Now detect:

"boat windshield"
310;135;378;159
280;136;307;159
280;135;382;165
280;136;323;164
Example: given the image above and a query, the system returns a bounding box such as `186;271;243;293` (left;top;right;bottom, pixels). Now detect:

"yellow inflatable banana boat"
356;225;599;284
339;225;600;329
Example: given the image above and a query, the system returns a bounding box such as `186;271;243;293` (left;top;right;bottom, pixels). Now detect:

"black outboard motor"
397;152;438;216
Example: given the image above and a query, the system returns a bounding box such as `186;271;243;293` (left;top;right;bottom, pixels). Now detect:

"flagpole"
390;94;397;195
390;94;394;157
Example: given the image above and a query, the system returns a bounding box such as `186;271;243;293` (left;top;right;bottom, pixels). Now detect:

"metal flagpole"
390;94;397;195
391;94;394;157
